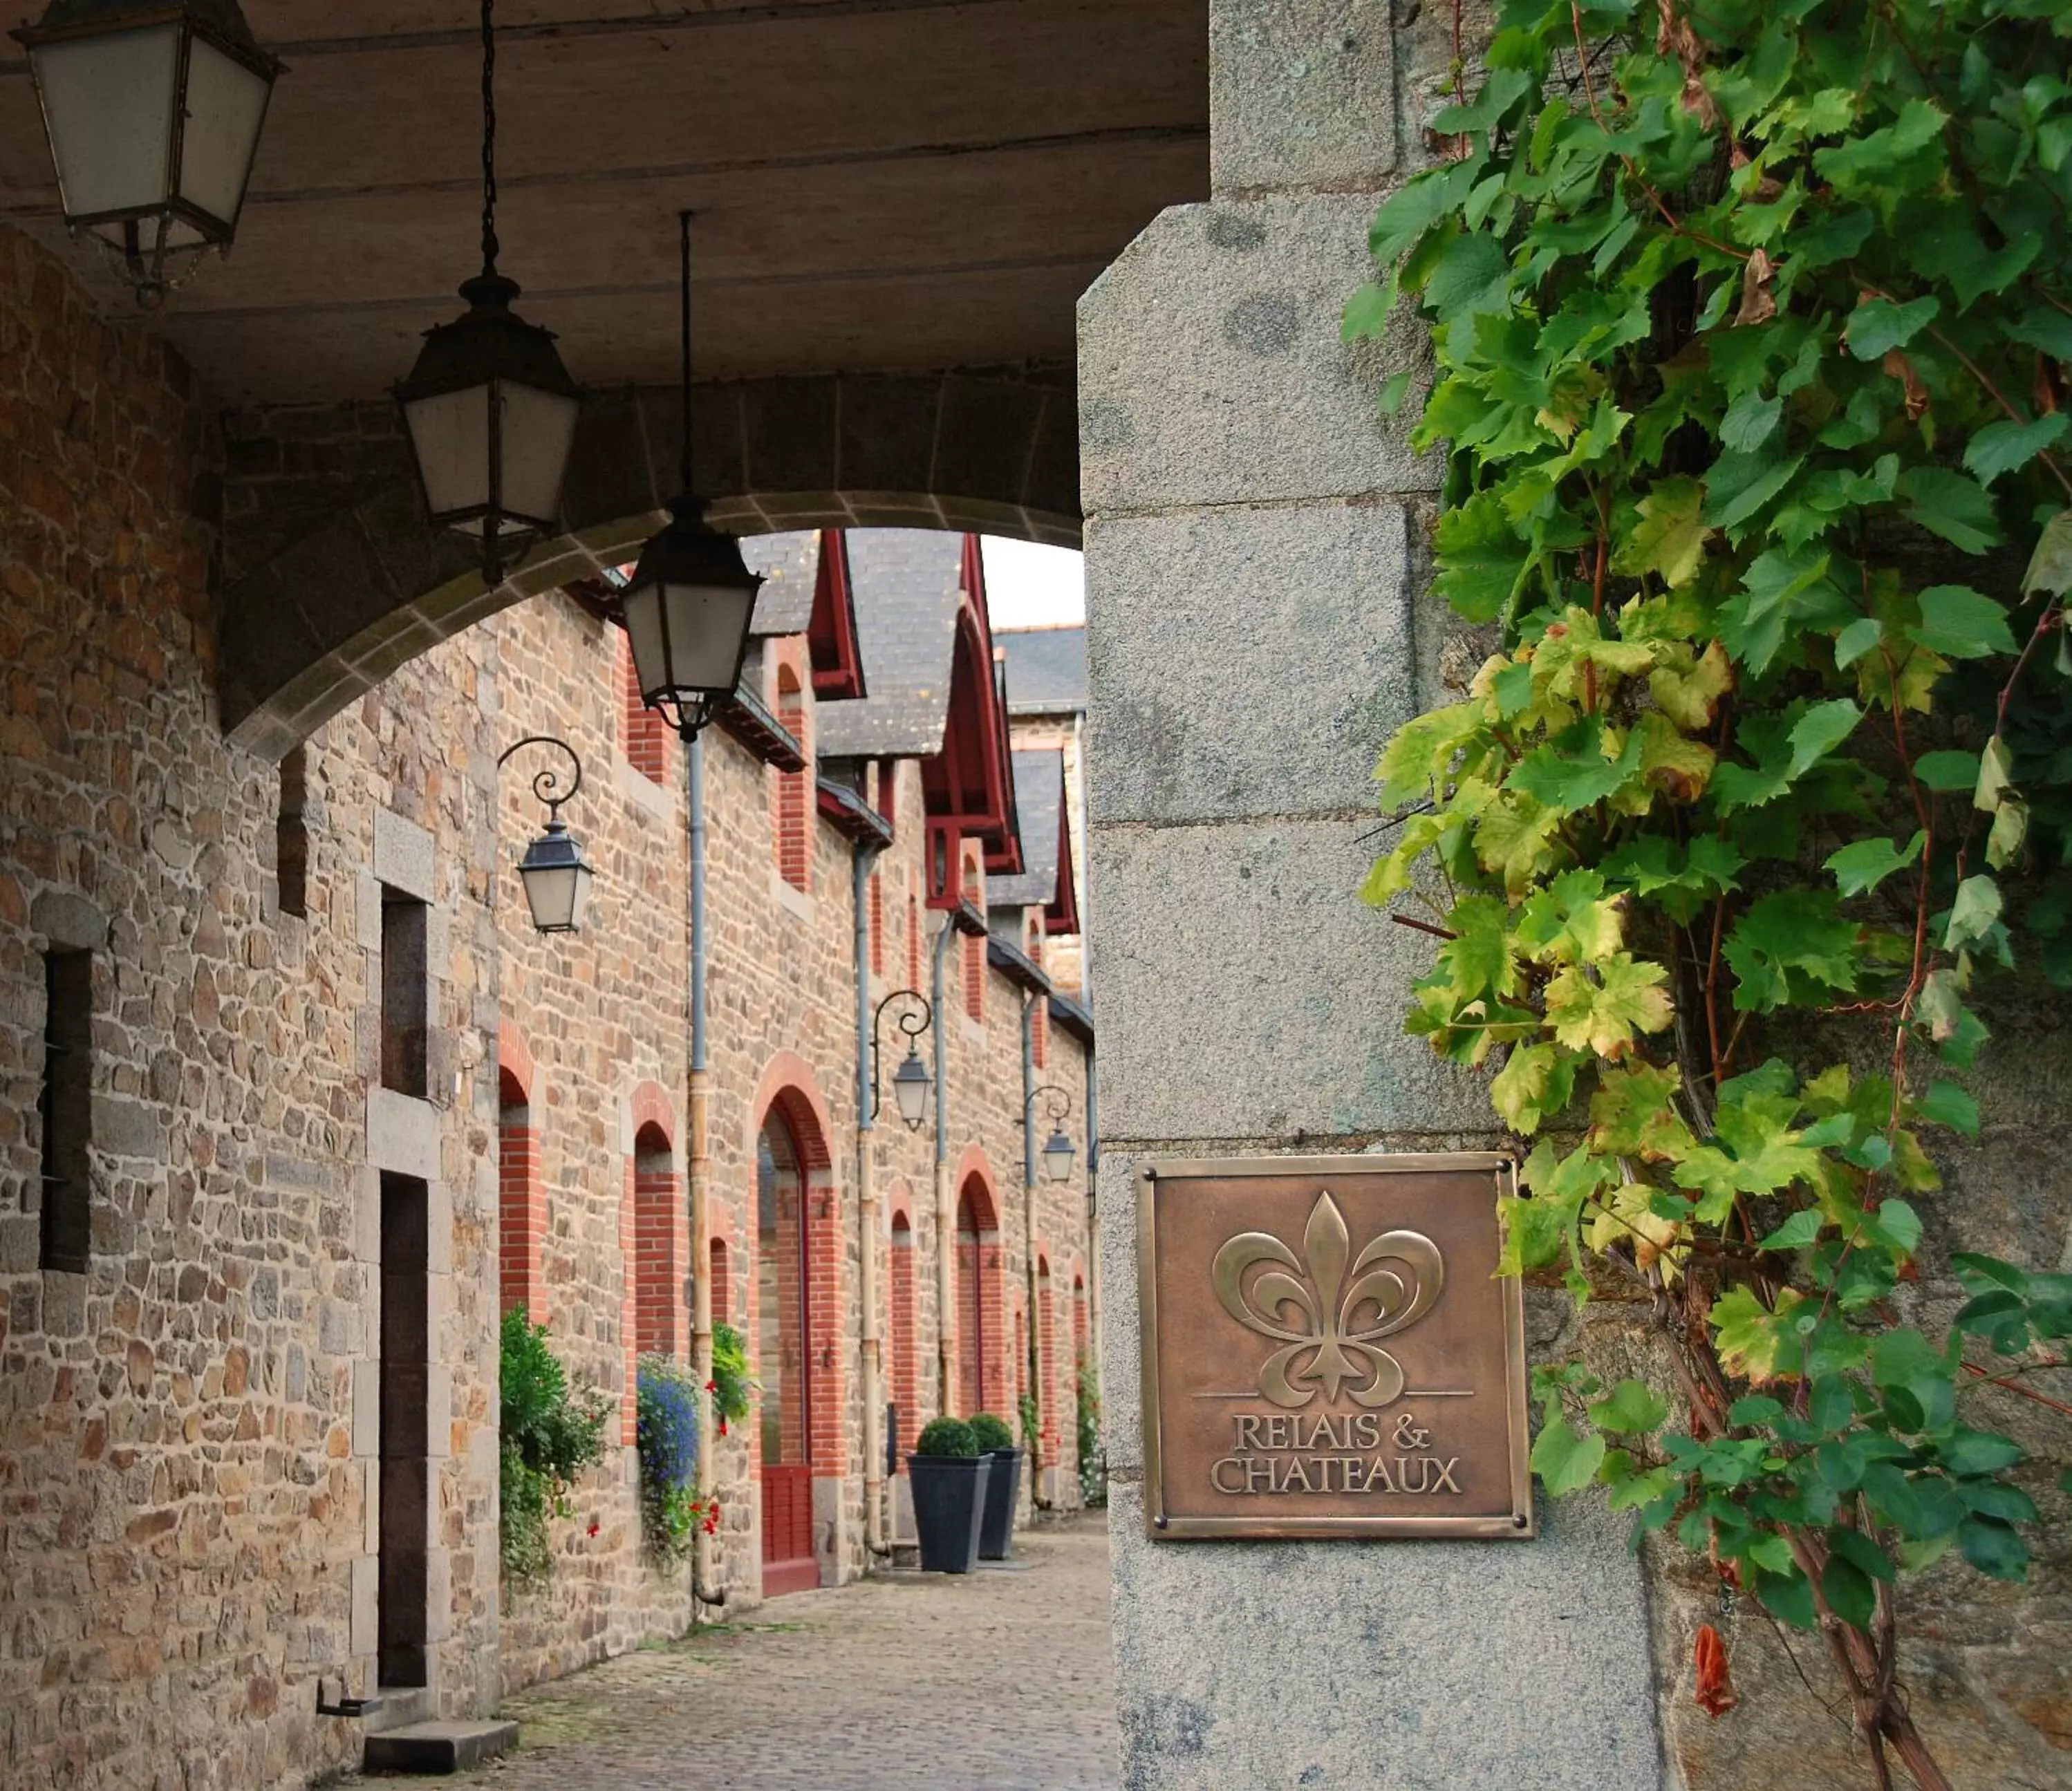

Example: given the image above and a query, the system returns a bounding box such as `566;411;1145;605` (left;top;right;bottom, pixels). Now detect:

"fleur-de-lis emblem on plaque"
1213;1192;1445;1409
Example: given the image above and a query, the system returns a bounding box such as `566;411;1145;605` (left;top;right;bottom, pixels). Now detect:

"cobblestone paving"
460;1515;1119;1790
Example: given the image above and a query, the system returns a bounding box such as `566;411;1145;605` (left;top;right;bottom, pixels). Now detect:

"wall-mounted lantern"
870;988;935;1133
620;211;763;739
394;0;579;585
1025;1084;1077;1185
497;735;592;934
11;0;283;308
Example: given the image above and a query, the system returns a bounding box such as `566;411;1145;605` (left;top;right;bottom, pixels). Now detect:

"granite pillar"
1080;5;1665;1784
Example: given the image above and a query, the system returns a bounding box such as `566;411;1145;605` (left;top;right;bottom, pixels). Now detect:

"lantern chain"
480;0;499;279
679;209;695;495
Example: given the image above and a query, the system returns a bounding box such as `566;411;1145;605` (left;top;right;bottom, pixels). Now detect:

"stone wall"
0;224;503;1790
1083;6;2069;1789
1;216;1097;1788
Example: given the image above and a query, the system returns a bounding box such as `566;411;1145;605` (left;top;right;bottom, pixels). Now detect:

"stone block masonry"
0;217;1099;1790
1081;3;1663;1787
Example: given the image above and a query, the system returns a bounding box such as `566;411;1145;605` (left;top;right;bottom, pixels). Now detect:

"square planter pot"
908;1452;991;1573
979;1447;1022;1559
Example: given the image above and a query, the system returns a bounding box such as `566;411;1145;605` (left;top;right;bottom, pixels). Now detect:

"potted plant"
967;1410;1020;1560
907;1416;991;1574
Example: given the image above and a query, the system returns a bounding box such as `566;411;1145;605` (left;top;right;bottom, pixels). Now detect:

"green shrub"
967;1411;1015;1452
913;1416;979;1459
500;1308;611;1583
1076;1360;1106;1508
709;1319;756;1434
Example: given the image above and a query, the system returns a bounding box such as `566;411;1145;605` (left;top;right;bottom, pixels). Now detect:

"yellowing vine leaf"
1544;953;1675;1058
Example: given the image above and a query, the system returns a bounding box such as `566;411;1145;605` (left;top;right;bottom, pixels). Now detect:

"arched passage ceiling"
0;0;1209;404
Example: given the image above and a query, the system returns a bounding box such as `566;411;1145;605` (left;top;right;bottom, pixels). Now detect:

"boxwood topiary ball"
913;1416;981;1458
967;1411;1016;1452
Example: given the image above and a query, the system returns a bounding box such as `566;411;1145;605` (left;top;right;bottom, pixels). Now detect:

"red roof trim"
1045;795;1080;935
807;529;867;701
920;537;1021;876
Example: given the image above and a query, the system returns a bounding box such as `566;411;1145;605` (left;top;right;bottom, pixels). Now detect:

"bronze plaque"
1138;1154;1534;1540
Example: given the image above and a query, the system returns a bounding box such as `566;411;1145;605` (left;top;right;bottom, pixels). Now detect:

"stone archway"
218;367;1079;758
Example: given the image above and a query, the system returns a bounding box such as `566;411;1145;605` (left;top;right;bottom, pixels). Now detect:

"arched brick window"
774;663;810;893
633;1120;683;1360
710;1235;732;1329
619;630;671;785
888;1203;917;1468
960;844;985;1023
954;1174;1005;1414
498;1062;544;1320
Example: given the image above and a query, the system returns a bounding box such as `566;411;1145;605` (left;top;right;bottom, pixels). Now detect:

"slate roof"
744;530;820;636
813;529;969;758
987;749;1065;910
998;625;1085;715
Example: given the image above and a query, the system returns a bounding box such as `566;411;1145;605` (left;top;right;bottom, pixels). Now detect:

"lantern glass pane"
176;35;271;232
494;381;581;528
402;385;492;523
623;576;756;702
32;26;179;224
520;859;591;933
1042;1133;1075;1184
893;1062;930;1127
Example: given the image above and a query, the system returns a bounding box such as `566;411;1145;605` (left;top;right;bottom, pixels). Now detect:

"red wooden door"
760;1465;817;1595
758;1118;819;1595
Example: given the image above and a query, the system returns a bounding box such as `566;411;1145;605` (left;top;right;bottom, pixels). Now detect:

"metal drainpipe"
1021;985;1052;1512
853;841;891;1559
932;916;955;1412
687;730;724;1609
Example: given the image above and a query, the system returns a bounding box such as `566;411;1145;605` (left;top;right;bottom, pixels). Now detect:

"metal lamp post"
11;0;283;308
869;988;935;1132
393;0;581;585
497;735;592;934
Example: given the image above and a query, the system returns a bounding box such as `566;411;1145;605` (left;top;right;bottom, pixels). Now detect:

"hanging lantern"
497;735;592;935
890;1046;933;1132
514;816;593;935
394;0;579;585
12;0;283;308
620;210;762;739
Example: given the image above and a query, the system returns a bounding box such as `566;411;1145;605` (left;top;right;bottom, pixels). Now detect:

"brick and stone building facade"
0;227;1092;1790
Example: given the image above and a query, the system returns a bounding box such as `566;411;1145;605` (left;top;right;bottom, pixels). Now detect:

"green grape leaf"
1910;585;2018;659
1531;1411;1606;1495
1963;413;2070;485
1896;467;2003;554
1589;1379;1670;1434
1842;292;1939;360
1824;830;1924;897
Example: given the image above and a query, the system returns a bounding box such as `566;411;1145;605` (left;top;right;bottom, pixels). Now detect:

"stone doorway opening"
757;1112;816;1596
378;1170;431;1689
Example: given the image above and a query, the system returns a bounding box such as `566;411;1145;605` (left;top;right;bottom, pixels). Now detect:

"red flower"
718;1418;728;1436
586;1520;600;1538
704;1380;717;1393
1694;1624;1737;1718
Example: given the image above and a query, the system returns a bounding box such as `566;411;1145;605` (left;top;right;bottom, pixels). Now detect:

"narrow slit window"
380;890;429;1098
39;949;91;1274
277;744;310;919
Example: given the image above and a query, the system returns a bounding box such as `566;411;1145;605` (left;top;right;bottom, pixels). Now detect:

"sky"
981;537;1083;630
